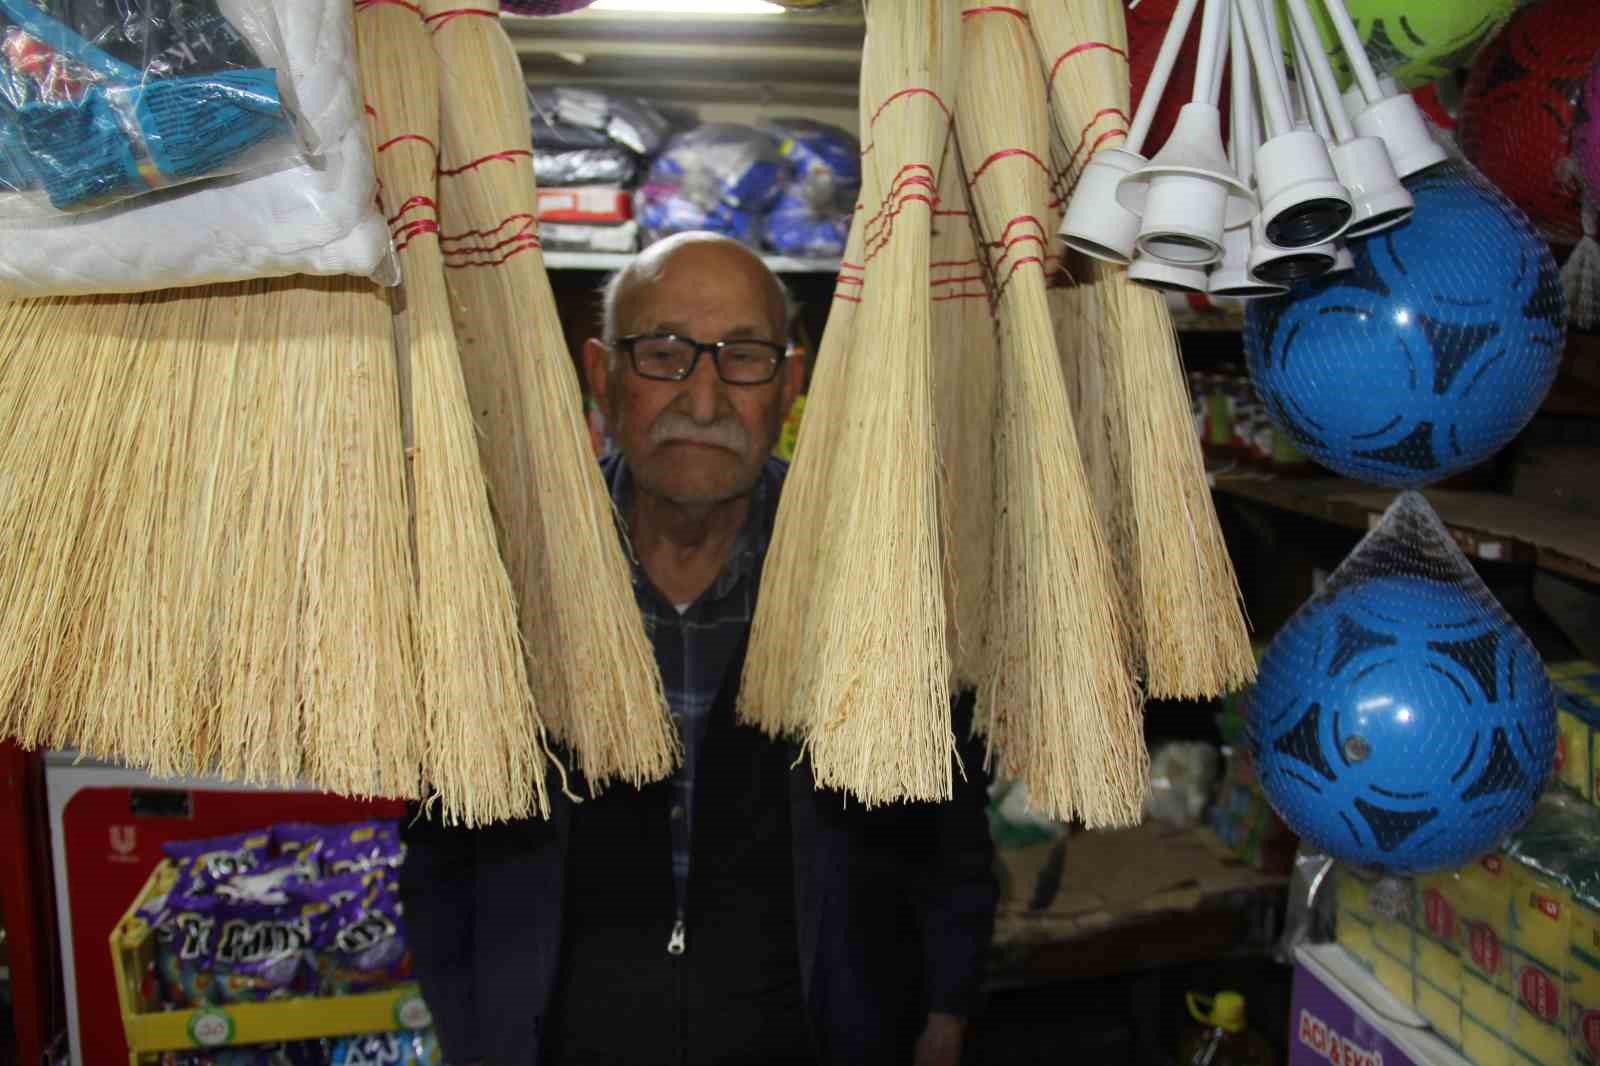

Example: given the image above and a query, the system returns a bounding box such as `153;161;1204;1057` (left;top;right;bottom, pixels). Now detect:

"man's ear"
582;337;613;411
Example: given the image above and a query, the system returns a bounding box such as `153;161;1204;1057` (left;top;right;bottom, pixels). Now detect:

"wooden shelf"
1210;472;1600;587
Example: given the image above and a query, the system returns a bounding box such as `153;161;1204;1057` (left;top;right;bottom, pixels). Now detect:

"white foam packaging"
0;1;394;297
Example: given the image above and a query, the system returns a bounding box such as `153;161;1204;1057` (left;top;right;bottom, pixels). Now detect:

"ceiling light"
588;0;785;13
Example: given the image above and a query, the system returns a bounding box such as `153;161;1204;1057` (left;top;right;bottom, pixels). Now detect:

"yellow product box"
1510;951;1569;1066
1366;876;1416;969
1449;853;1516;990
1372;948;1416;1010
1336;908;1377;971
1514;862;1574;977
1415;872;1465;1046
1463;972;1516;1066
1569;876;1600;1065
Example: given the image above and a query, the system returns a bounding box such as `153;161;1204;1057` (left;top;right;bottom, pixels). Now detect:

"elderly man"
399;232;997;1066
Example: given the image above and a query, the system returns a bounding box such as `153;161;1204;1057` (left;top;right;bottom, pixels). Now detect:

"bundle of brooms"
355;0;550;823
956;1;1143;827
0;272;431;806
753;0;961;806
416;0;677;792
1027;0;1254;700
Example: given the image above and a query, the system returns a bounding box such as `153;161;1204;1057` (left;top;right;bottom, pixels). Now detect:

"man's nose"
682;350;724;423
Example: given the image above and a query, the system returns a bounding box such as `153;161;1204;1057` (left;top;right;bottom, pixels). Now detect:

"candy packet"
328;1029;442;1066
308;886;410;996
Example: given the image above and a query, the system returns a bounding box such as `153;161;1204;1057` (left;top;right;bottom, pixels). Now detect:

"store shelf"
1211;471;1600;586
543;251;841;274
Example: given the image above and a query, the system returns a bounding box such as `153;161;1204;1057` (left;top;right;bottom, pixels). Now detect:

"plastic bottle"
1179;990;1277;1066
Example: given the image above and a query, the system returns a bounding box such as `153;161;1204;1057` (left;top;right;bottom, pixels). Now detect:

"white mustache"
649;412;750;453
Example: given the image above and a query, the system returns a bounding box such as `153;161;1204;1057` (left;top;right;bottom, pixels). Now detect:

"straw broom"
357;1;545;824
420;0;676;792
800;0;958;805
930;146;997;694
742;205;869;738
0;296;147;751
959;2;1144;827
1026;0;1252;698
1108;277;1253;696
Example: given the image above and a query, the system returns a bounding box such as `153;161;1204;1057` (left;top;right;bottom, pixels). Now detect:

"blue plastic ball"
1244;163;1565;488
1248;574;1555;874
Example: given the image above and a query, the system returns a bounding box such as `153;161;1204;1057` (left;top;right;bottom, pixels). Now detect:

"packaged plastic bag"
527;86;670;157
635;123;786;248
0;1;392;296
0;0;309;216
762;117;858;258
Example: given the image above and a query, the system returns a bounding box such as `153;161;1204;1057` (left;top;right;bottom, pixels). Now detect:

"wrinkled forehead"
621;243;787;340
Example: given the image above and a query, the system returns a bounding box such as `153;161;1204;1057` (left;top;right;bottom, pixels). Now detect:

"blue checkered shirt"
603;454;787;925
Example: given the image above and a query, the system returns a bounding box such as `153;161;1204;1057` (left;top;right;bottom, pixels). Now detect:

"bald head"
600;231;790;349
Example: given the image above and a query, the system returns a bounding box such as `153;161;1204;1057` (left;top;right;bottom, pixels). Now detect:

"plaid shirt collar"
603;454;783;604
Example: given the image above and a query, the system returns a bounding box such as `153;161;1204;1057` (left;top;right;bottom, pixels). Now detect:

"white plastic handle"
1287;0;1356;143
1318;0;1385;105
1192;0;1231;106
1228;1;1251;175
1127;0;1204;152
1289;7;1332;138
1235;0;1293;139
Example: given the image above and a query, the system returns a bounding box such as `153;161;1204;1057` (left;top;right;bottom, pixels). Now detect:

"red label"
1581;1010;1600;1055
1534;893;1563;921
1470;922;1502;973
1557;734;1568;773
1424;889;1456;941
1520;965;1563;1022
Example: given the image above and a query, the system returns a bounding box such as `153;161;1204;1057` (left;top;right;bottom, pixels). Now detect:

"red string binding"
1047;41;1128;86
354;0;422;13
424;7;496;30
966;147;1050;187
960;5;1027;18
386;195;436;225
438;149;534;177
377;133;438;155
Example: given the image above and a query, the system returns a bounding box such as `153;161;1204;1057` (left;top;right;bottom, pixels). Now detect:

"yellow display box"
110;861;431;1065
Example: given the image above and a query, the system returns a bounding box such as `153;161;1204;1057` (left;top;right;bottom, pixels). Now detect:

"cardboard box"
1290;943;1470;1066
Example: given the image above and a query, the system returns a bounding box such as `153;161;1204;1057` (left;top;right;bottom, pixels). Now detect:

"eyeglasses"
615;332;788;386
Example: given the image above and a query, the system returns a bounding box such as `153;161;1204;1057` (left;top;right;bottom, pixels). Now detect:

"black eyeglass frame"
614;332;789;386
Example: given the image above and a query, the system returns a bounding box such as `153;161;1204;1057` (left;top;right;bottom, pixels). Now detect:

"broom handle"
1190;0;1227;107
1227;1;1254;180
1286;0;1354;143
1126;0;1202;153
1234;0;1292;140
1317;0;1384;106
1206;0;1229;109
1288;7;1329;137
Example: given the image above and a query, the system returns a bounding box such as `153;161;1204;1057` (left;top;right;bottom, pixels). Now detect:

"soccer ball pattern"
1457;0;1600;244
1244;162;1564;488
1250;573;1555;875
1287;0;1516;90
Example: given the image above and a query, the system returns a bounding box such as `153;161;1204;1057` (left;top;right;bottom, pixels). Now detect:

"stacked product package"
136;821;443;1066
636;117;858;258
1332;777;1600;1065
527;87;669;254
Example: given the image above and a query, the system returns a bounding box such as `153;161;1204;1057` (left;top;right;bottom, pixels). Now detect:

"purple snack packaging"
328;1029;442;1066
286;867;388;911
317;821;404;878
217;850;323;906
309;887;411;996
208;899;317;1004
159;1042;327;1066
163;830;274;896
152;891;223;1008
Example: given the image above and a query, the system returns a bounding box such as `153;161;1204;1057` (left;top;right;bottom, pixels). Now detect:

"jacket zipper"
667;910;687;955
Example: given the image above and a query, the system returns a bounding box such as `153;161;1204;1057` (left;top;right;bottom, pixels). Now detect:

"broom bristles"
422;0;677;792
931;149;997;693
358;3;546;824
742;206;868;738
799;0;958;806
959;3;1145;827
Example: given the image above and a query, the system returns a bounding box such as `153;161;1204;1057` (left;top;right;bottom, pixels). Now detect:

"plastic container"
1179;990;1276;1066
